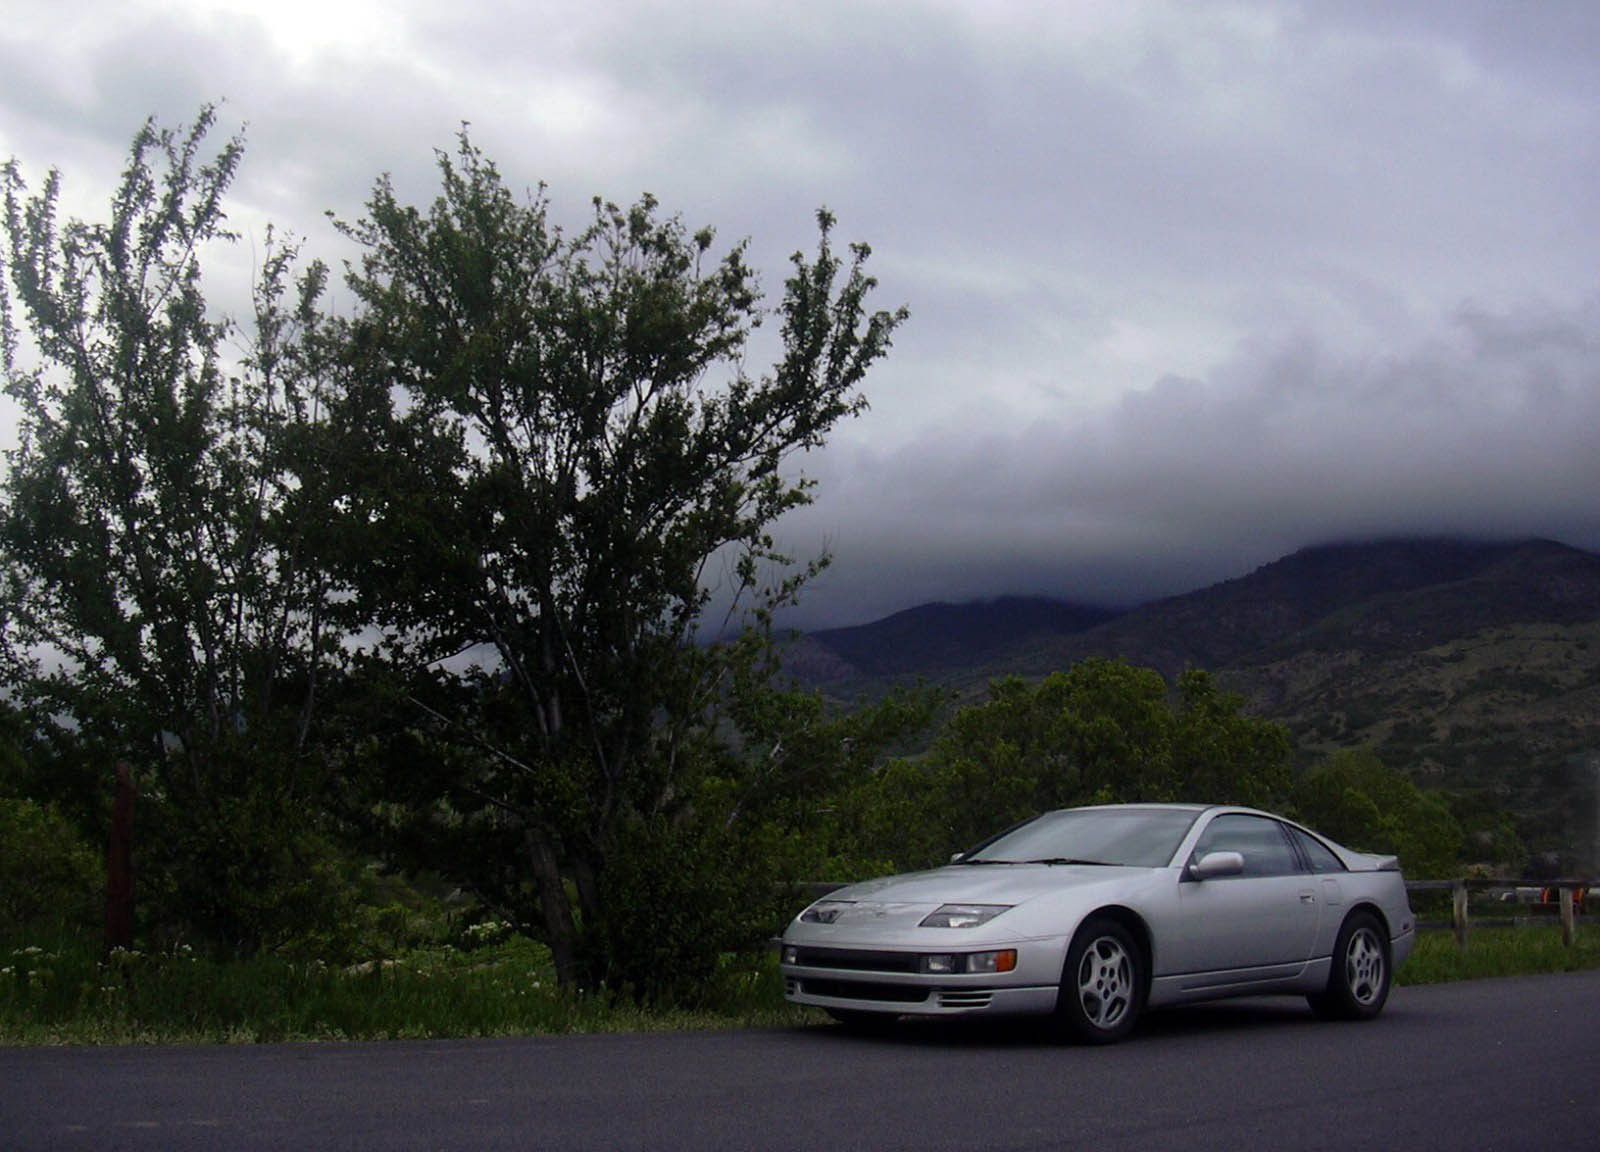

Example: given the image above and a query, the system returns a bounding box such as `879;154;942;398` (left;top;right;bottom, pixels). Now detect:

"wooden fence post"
1559;887;1575;947
1452;880;1469;949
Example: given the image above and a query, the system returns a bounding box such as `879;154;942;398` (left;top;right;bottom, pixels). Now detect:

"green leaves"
830;660;1296;872
1292;749;1463;877
321;131;907;992
1;109;347;954
4;108;256;725
4;111;910;990
1173;670;1292;808
0;797;103;940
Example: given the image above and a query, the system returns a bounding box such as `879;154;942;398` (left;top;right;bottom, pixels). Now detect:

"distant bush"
0;798;104;941
1292;750;1463;877
828;661;1294;872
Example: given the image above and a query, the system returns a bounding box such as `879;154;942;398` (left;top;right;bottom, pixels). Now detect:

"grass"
4;926;1596;1046
0;936;810;1046
1396;926;1600;986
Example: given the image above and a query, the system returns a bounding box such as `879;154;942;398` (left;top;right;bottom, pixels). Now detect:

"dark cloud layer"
3;1;1597;628
780;298;1600;626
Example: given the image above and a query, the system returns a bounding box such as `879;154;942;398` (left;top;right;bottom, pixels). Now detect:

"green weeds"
0;936;808;1045
1397;926;1600;986
5;926;1595;1045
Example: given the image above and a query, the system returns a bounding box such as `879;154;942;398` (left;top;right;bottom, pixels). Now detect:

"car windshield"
961;808;1201;868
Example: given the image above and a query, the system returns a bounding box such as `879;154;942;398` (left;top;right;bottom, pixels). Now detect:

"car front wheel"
1309;910;1391;1021
1057;917;1142;1044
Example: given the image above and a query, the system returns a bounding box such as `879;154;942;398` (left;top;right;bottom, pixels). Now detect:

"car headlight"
799;900;855;924
920;949;1017;974
919;903;1011;929
965;949;1018;974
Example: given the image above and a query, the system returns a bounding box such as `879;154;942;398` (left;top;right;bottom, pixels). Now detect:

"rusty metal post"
105;761;136;951
1451;880;1469;949
1559;886;1575;947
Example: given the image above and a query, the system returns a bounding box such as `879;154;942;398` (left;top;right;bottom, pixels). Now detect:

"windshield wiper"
1024;857;1116;866
956;858;1020;865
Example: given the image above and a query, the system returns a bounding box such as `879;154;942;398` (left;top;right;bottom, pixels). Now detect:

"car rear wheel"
1309;910;1391;1021
1057;917;1142;1044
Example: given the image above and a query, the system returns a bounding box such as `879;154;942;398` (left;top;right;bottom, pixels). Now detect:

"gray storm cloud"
2;1;1598;629
780;298;1600;626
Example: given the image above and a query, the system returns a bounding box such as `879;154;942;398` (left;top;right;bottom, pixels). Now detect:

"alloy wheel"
1076;935;1133;1030
1345;925;1385;1006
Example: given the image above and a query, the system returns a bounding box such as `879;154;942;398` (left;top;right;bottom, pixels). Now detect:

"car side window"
1291;827;1346;874
1191;814;1301;878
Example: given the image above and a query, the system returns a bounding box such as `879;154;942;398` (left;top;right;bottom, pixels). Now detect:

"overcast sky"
3;1;1598;627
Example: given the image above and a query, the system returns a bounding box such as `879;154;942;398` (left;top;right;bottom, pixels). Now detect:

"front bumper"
780;940;1064;1018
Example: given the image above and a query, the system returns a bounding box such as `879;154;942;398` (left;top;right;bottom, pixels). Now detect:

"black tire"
1308;910;1391;1021
1056;917;1143;1044
825;1008;899;1033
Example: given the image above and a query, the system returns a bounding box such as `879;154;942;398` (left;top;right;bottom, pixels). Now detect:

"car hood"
786;863;1155;946
825;863;1140;907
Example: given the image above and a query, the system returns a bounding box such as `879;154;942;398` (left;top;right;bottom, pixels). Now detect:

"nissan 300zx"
780;804;1415;1042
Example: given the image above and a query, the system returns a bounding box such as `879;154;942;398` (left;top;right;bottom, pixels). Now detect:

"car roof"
1057;803;1214;813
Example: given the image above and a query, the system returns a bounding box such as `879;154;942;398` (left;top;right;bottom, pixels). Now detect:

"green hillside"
784;539;1600;870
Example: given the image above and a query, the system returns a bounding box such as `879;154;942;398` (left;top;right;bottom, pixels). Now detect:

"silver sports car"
780;803;1415;1042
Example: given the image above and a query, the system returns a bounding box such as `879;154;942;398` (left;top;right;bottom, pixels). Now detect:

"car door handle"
1299;891;1317;904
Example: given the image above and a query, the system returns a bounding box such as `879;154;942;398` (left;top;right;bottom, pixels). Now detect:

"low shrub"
0;798;104;941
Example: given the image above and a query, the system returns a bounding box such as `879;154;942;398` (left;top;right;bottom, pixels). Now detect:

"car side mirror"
1188;850;1245;880
949;852;965;864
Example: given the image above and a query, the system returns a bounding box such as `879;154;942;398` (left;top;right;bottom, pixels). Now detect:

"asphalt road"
4;970;1597;1151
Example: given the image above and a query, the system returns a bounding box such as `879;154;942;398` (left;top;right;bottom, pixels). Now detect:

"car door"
1167;813;1321;978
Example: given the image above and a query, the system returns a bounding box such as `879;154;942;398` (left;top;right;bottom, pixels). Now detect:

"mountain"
782;538;1600;866
781;596;1121;687
1002;537;1600;679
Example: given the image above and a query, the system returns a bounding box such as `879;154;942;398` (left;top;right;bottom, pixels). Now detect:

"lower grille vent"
938;990;994;1009
790;948;920;974
801;979;929;1004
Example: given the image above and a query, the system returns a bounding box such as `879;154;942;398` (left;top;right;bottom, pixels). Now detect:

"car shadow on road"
791;998;1322;1050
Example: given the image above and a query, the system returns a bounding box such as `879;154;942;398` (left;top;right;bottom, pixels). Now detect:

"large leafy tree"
832;661;1294;871
1292;749;1462;877
0;110;347;951
330;137;907;991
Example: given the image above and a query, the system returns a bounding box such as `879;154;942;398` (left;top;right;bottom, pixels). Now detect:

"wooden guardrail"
1407;878;1591;948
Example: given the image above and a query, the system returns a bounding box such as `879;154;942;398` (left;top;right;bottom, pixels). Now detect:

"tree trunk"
105;762;136;952
572;854;601;932
526;827;579;986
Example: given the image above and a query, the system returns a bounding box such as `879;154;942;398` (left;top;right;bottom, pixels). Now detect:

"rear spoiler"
1330;843;1402;873
1299;826;1402;874
1344;851;1401;873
